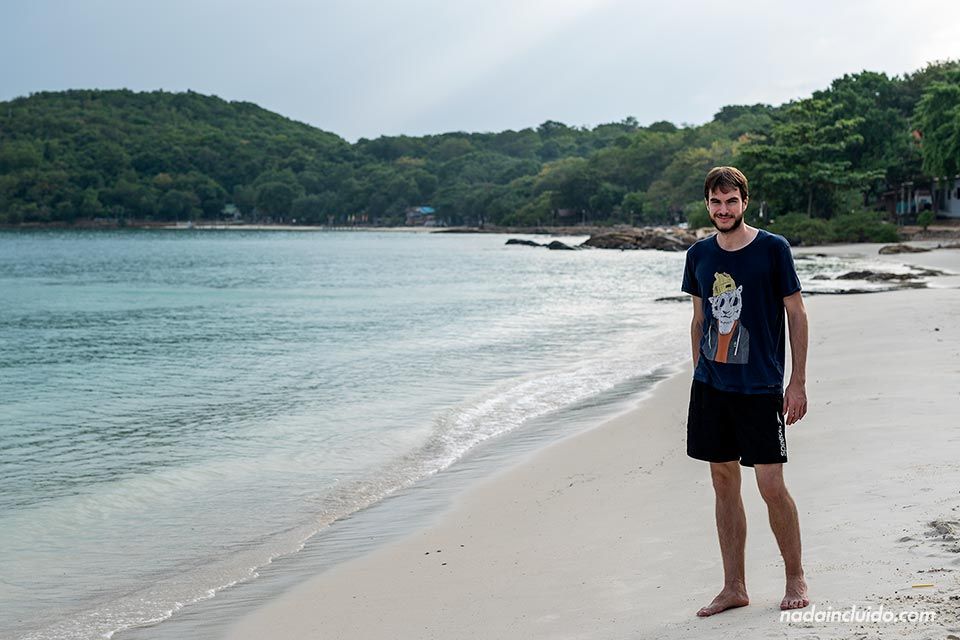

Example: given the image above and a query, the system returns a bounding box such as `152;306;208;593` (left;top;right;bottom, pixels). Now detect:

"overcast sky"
2;0;959;141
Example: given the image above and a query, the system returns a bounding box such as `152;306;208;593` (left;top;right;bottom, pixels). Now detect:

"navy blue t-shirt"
681;229;801;394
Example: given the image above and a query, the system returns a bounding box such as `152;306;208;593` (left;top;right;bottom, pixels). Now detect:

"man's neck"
715;224;758;252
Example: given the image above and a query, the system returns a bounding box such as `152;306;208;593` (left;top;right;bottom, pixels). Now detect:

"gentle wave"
16;324;686;640
3;231;694;640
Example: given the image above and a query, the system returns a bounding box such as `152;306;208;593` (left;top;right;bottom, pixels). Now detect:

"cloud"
1;0;958;139
343;0;621;136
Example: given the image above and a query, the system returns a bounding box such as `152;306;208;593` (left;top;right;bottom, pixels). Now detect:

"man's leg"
697;461;750;617
754;463;809;610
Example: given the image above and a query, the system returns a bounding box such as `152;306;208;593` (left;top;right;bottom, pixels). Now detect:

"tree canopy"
1;61;957;227
914;69;960;178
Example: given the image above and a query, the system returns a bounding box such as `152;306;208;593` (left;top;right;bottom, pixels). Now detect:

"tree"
159;189;199;220
172;172;227;218
292;192;336;224
913;70;960;177
503;191;552;227
815;71;921;190
738;98;883;217
489;129;539;158
620;191;645;225
0;69;956;230
256;182;297;218
433;137;474;161
78;188;104;218
534;157;597;217
588;182;626;219
536;120;573;138
589;130;682;193
648;120;678;133
0;141;42;172
232;185;258;216
686;200;711;229
100;179;158;217
645;141;735;223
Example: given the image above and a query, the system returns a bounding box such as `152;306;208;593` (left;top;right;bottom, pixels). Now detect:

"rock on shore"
878;243;932;255
580;227;698;251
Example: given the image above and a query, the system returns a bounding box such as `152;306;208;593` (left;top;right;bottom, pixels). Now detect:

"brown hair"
703;166;749;201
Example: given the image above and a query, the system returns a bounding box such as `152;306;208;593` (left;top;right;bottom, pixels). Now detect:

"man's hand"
782;291;808;426
782;379;807;425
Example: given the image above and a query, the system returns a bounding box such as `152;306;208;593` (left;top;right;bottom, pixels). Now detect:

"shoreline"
116;366;687;640
5;231;693;640
223;243;960;640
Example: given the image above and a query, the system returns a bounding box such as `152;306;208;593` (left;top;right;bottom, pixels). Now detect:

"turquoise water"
0;230;694;639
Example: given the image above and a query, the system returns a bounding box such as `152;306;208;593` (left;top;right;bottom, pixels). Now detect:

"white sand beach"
225;244;960;640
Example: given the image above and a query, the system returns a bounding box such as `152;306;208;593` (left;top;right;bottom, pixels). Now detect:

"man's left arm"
783;291;808;425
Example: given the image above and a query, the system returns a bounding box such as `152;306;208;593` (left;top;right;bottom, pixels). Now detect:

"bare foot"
696;585;750;617
780;575;809;610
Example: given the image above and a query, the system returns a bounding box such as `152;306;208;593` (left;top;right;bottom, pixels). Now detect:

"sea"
0;229;881;639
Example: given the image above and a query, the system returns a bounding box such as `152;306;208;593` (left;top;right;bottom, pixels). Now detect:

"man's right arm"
690;295;704;368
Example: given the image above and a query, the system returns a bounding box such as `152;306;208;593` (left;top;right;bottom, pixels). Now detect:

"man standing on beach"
682;166;810;616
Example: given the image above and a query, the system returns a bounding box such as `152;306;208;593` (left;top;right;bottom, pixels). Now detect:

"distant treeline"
1;60;958;228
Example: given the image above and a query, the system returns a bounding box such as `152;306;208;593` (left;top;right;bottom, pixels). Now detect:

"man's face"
706;187;747;233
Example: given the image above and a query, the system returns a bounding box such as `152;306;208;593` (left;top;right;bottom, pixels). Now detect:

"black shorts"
686;379;787;467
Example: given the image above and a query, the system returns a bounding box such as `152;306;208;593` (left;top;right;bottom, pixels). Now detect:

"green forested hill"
1;61;958;228
0;90;350;223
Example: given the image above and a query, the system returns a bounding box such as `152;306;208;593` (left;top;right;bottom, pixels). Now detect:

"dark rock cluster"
507;227;696;252
878;243;932;255
579;228;697;251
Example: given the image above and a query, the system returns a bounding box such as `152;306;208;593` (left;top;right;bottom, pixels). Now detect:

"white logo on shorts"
777;412;787;457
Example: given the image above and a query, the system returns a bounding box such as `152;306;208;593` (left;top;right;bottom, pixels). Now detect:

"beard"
711;214;743;233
